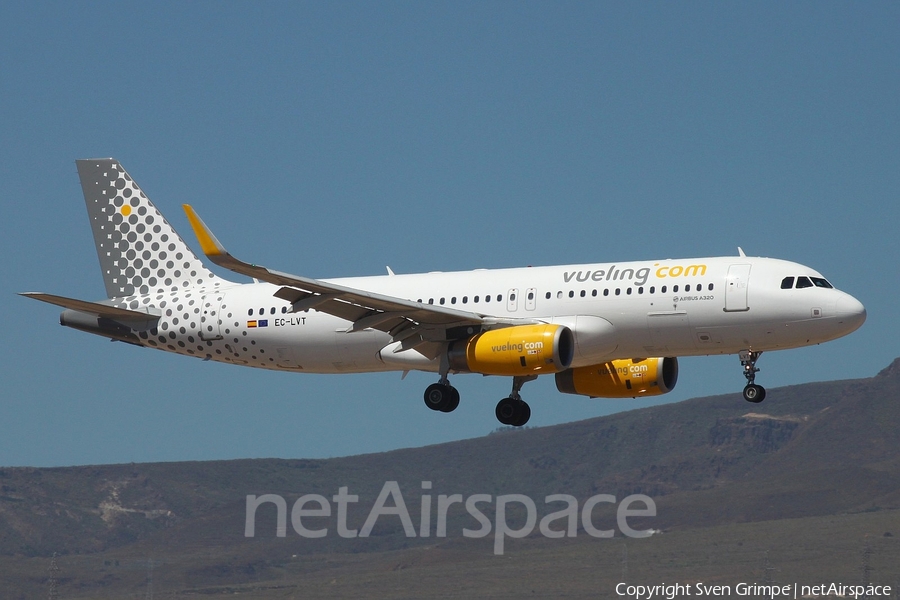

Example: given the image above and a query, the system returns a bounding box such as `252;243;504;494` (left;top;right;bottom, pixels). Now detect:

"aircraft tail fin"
76;159;225;299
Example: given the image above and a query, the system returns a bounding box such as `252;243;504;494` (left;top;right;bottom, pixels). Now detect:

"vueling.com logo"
562;263;707;287
491;340;544;354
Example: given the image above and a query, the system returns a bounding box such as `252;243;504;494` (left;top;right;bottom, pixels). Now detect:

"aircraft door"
724;264;751;312
525;287;537;311
200;293;225;340
507;288;519;312
647;311;695;353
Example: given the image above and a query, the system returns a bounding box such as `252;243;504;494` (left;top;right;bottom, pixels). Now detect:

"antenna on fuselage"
738;247;746;257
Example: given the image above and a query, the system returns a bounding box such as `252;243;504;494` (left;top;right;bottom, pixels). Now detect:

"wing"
182;205;517;355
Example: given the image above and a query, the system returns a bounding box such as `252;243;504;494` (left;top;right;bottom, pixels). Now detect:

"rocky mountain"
3;359;900;597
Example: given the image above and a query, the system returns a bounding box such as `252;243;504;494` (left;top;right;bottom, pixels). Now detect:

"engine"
448;324;575;376
555;357;678;398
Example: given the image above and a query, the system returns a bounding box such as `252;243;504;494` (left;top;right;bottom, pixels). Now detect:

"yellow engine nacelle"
555;357;678;398
448;324;575;376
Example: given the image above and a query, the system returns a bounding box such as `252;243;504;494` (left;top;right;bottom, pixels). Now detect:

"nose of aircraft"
835;293;867;334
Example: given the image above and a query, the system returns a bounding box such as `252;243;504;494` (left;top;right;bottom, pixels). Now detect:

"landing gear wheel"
441;386;460;413
511;400;531;427
738;350;765;403
495;397;517;424
495;397;531;426
742;384;766;403
424;383;458;412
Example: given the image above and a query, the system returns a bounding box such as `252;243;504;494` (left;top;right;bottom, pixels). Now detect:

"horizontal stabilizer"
20;292;161;322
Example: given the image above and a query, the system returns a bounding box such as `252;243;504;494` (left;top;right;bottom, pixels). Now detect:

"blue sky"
1;2;897;467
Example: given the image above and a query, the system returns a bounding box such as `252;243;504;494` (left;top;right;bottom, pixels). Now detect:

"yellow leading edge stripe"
182;204;225;257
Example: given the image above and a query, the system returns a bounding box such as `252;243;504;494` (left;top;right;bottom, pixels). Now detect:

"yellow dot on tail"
121;205;132;216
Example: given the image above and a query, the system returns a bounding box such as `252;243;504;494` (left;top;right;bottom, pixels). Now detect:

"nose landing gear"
740;350;766;403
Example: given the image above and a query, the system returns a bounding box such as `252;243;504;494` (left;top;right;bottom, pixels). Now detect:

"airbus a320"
22;159;867;426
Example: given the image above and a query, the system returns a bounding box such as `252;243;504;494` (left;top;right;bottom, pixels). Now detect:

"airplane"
22;159;867;427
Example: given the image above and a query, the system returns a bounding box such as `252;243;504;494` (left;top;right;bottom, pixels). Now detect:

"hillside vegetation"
3;360;900;597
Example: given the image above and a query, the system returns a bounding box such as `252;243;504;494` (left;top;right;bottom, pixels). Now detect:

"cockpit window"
784;275;835;290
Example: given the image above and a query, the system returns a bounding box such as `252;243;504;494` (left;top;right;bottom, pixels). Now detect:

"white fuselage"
128;256;865;375
26;159;868;427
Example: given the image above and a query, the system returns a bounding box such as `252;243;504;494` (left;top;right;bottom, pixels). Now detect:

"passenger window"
451;297;457;304
497;295;502;302
626;288;632;295
811;277;833;289
661;286;667;293
708;283;714;291
673;285;679;293
270;307;276;315
796;276;813;289
638;287;644;294
685;284;691;292
580;290;585;297
485;295;490;303
428;298;434;304
592;289;597;297
615;289;621;296
475;296;480;302
603;289;609;296
557;291;563;299
527;291;534;300
462;296;468;304
781;277;795;289
440;298;445;305
650;286;655;294
545;292;551;300
569;291;574;298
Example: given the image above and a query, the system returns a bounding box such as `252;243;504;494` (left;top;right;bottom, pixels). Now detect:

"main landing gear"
423;355;460;413
423;378;460;413
423;374;535;427
495;375;536;427
740;350;766;403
